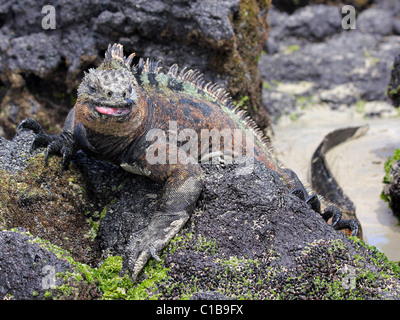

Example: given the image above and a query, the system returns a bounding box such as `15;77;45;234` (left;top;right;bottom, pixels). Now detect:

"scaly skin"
17;44;360;280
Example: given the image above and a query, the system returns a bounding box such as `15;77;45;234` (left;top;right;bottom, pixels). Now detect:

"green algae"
0;153;98;264
381;148;400;203
29;231;169;300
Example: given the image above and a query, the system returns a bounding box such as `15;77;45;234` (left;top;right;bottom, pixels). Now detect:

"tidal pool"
272;105;400;261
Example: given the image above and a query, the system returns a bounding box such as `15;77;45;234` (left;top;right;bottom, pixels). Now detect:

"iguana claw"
126;227;164;280
149;245;162;262
290;189;321;213
321;205;342;227
17;118;44;135
290;188;306;201
291;187;359;237
17;118;76;170
305;194;321;213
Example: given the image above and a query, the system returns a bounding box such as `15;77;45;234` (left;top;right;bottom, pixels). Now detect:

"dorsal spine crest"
130;51;283;170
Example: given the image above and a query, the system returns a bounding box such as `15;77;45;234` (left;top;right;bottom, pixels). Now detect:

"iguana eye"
107;91;113;97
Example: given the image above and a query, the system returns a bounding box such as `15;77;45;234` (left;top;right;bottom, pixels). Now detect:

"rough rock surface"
388;53;400;107
0;130;103;266
357;8;395;36
0;229;100;300
382;158;400;217
2;126;400;299
0;230;70;300
0;0;270;140
267;4;343;45
260;1;400;121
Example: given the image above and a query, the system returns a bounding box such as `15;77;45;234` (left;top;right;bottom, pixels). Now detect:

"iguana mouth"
95;106;132;116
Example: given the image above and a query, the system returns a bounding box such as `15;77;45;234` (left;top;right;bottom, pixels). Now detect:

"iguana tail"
311;125;369;237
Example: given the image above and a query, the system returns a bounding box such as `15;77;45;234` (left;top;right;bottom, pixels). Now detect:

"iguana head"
77;43;139;117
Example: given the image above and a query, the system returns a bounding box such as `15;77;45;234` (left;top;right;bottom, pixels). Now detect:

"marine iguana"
17;43;360;280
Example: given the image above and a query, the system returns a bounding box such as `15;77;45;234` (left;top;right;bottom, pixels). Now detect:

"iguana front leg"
17;118;76;169
125;160;204;280
17;109;97;169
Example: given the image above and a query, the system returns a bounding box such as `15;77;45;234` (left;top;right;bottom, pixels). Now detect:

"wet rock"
260;19;400;117
362;100;397;117
318;83;360;106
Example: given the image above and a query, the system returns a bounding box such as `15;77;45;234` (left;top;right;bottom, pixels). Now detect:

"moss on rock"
141;233;400;300
381;148;400;217
0;152;101;265
227;0;271;128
